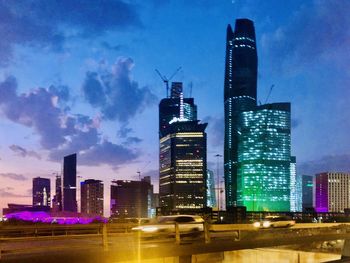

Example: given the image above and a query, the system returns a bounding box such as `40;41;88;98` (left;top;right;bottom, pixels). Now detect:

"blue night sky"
0;0;349;216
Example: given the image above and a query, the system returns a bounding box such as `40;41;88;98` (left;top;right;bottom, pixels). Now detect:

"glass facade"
159;121;207;213
302;175;313;211
206;169;217;208
63;153;77;212
290;156;303;212
237;103;291;211
224;19;258;207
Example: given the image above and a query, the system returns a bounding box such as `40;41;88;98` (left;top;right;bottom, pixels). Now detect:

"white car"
253;216;295;228
132;215;204;237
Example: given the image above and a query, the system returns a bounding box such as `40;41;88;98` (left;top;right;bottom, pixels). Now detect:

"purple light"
5;211;107;224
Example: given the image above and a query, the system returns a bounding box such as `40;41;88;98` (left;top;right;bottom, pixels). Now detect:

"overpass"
1;223;350;262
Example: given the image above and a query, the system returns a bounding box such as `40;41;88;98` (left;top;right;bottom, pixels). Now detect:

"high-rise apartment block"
159;82;207;214
32;177;51;207
63;153;77;212
224;19;293;211
315;172;350;212
110;177;153;218
81;179;104;216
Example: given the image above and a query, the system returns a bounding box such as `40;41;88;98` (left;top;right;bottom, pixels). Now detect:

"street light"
215;154;223;211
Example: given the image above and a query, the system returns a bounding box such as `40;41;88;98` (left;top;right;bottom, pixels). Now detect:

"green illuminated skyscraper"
237;103;291;211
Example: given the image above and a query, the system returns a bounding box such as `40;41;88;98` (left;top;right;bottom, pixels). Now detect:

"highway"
1;223;349;262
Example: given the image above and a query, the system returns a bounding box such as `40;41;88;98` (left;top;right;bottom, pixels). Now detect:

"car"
253;216;295;229
131;215;204;237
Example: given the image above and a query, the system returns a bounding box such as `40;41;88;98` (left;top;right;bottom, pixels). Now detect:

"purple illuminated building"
315;172;350;212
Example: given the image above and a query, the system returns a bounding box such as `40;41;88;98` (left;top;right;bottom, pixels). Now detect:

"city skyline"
0;1;349;216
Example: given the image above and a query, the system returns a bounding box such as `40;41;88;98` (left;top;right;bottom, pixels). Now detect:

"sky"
0;0;349;216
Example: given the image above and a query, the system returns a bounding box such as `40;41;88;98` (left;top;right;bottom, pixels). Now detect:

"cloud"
0;173;27;181
298;154;350;175
9;145;42;160
291;118;300;129
78;141;139;167
0;188;29;198
82;58;157;123
101;42;122;51
0;75;140;167
262;0;350;73
203;115;224;147
0;76;70;149
0;1;141;65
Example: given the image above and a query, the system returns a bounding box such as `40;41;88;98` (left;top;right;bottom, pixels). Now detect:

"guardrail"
1;223;350;261
0;222;241;258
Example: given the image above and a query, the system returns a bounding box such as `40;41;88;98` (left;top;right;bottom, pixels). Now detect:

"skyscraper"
159;82;207;214
110;178;153;218
63;153;77;212
206;169;217;208
224;19;293;212
224;19;258;207
52;175;62;212
159;82;197;138
237;103;291;211
314;172;350;212
32;177;51;207
302;175;313;211
81;179;104;216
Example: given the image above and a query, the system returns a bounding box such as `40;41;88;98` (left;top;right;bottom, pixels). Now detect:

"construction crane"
136;160;151;180
155;67;182;98
264;84;275;104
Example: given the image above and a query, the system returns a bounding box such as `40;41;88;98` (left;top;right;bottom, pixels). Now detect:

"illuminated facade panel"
237;103;291;211
315;172;350;212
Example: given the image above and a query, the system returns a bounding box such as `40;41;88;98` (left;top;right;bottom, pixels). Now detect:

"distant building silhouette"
302;175;313;211
52;175;62;212
81;179;103;216
110;177;153;218
315;172;350;212
32;177;51;208
63;153;77;212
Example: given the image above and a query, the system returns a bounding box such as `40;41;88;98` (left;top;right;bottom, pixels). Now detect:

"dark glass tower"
32;177;51;207
159;82;207;214
224;19;258;207
63;153;77;212
159;121;207;213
